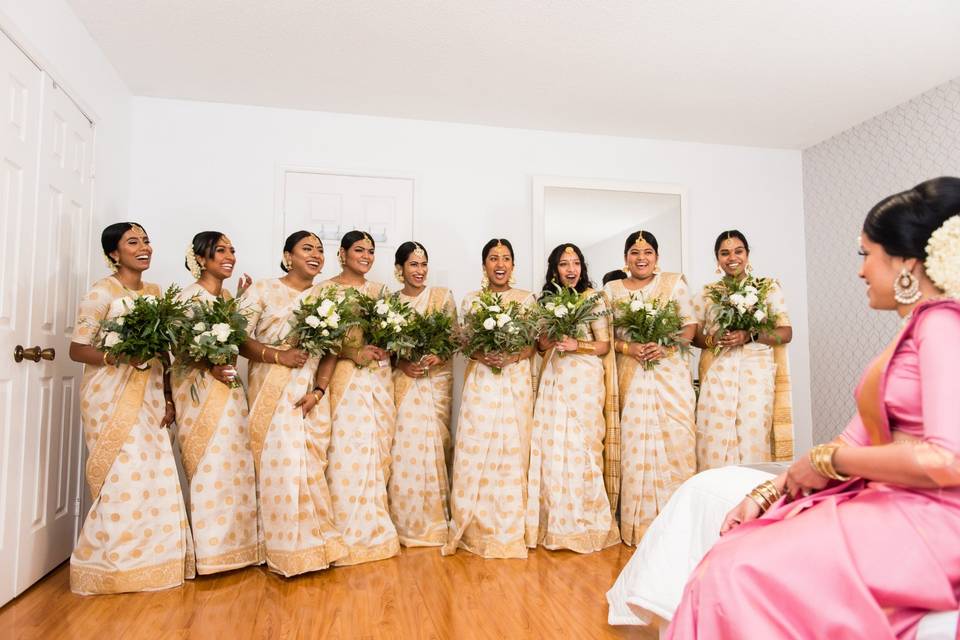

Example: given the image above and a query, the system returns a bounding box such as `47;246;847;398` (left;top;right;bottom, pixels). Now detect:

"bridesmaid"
692;230;793;470
238;230;346;576
389;242;457;547
318;231;400;565
526;244;620;553
172;232;261;574
602;230;698;545
68;222;195;594
443;238;537;558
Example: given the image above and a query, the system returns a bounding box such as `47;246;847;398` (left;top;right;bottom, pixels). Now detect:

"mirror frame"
531;176;689;290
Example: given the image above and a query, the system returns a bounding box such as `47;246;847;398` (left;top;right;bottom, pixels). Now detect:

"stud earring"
394;266;405;284
893;267;921;304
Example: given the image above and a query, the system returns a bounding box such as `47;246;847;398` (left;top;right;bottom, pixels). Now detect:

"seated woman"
609;177;960;639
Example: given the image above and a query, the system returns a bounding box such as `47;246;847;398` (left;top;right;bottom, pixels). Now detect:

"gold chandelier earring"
481;267;490;289
508;272;516;286
746;263;754;274
893;267;921;304
394;265;405;284
716;263;722;274
104;253;118;273
622;264;630;276
338;252;346;268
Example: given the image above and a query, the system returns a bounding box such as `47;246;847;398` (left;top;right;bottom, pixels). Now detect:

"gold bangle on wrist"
102;352;110;366
260;347;268;362
704;334;715;349
808;443;850;481
273;350;281;365
576;340;596;355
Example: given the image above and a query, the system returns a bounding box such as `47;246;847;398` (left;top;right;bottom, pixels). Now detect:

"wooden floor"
0;544;656;639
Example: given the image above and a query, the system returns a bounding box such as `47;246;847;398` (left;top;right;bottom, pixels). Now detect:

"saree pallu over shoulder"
321;278;400;565
389;286;455;547
244;279;348;576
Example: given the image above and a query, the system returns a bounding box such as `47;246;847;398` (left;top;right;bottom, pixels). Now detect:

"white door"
0;29;43;607
15;75;92;594
282;171;414;286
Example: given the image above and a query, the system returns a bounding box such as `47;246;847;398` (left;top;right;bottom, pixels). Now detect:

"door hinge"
72;498;82;516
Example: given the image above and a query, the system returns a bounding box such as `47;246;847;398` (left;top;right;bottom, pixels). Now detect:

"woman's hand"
480;351;512;369
210;364;237;385
236;273;252;297
420;354;442;369
719;496;763;536
278;348;309;369
294;389;323;417
639;343;666;363
537;334;556;352
397;359;427;379
353;345;388;366
719;330;751;348
784;453;830;500
555;336;579;353
160;399;176;428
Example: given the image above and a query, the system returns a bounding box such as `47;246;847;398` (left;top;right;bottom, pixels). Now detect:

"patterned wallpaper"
802;78;960;444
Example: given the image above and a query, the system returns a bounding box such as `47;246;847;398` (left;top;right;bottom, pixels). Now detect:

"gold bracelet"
273;350;281;365
260;346;268;362
704;334;716;349
102;351;110;366
575;340;596;355
809;444;850;481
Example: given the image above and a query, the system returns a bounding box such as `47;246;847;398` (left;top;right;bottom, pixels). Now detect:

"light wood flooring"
0;544;657;639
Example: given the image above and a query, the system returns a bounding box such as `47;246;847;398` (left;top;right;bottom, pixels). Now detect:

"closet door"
0;28;44;608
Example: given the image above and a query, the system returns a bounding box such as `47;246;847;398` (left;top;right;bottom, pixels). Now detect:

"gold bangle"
273;350;281;365
809;444;850;481
102;351;110;366
576;340;596;355
704;334;716;349
260;346;268;362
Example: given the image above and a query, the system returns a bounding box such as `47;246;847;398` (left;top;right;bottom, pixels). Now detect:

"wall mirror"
531;177;687;291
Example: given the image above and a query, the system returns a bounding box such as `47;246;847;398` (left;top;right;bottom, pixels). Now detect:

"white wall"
0;0;131;280
128;97;812;452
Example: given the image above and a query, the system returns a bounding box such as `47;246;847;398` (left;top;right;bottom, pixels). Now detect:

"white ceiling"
67;0;960;148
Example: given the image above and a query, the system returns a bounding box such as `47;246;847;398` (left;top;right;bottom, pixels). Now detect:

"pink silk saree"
666;299;960;640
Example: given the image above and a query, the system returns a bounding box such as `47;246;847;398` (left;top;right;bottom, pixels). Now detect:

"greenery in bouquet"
460;290;538;373
705;275;779;353
285;286;361;357
613;293;689;370
95;285;189;368
357;292;418;356
537;284;609;342
400;309;458;363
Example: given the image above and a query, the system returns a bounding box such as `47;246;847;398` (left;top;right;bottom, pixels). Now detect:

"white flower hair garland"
185;244;202;280
925;215;960;299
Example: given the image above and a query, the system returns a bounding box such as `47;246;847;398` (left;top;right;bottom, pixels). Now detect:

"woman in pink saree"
667;177;960;639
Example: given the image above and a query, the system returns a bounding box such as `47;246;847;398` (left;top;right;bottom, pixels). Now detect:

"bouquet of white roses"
357;292;418;356
705;276;778;353
96;285;189;368
174;296;248;396
285;287;360;357
537;284;609;342
459;290;538;373
613;293;688;370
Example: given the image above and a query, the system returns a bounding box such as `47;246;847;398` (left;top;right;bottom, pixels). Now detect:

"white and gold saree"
171;283;261;574
244;278;346;576
70;276;195;594
603;274;697;546
320;279;400;566
389;286;456;547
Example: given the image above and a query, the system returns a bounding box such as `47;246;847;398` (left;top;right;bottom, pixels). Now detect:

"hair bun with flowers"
185;244;203;280
925;215;960;299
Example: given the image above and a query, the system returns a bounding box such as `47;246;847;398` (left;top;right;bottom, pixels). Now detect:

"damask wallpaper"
802;78;960;444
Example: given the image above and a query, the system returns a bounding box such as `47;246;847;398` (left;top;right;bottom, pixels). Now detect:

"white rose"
496;313;511;328
394;325;402;333
553;306;569;318
482;317;497;331
375;301;389;315
103;332;122;348
729;293;745;306
321;329;330;336
108;297;134;318
318;299;335;316
743;293;759;308
327;313;340;329
380;320;388;328
211;323;232;342
629;299;643;312
193;322;207;332
304;315;321;329
486;305;501;313
545;302;557;312
744;285;758;295
141;294;157;304
754;309;767;322
644;303;655;313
